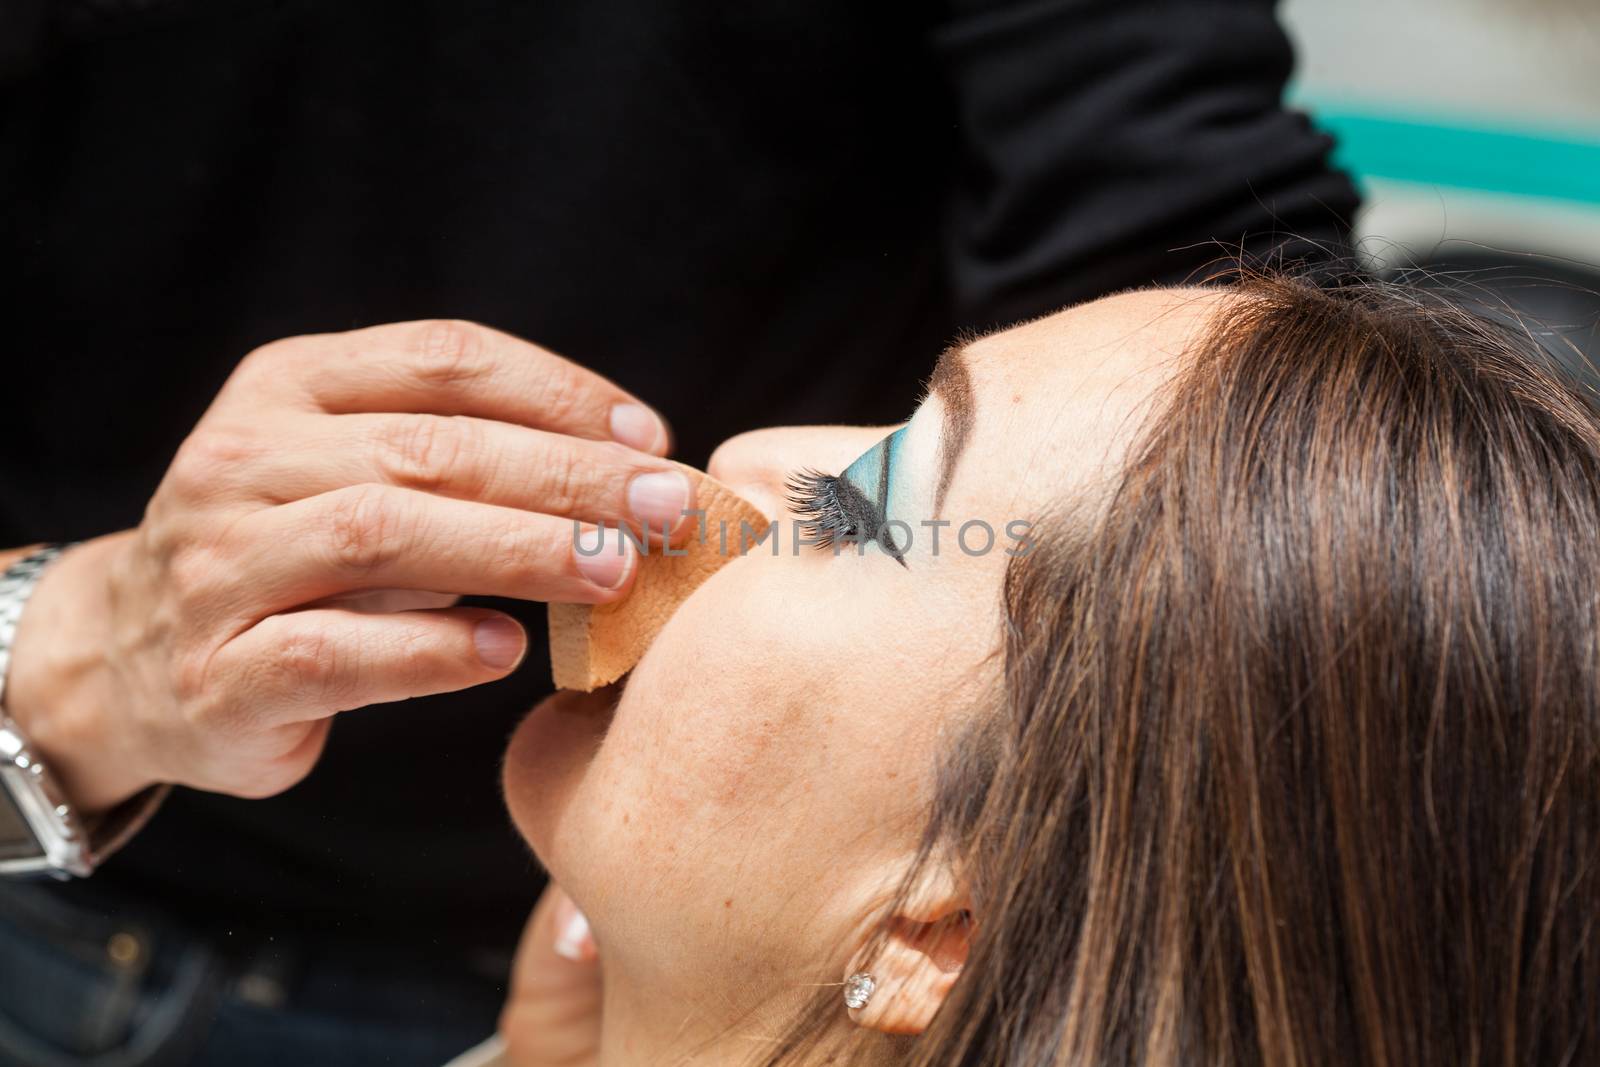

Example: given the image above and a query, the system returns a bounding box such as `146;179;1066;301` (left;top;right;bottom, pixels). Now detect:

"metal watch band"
0;542;170;878
0;543;74;709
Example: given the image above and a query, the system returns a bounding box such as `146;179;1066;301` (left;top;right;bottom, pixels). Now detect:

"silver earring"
843;972;876;1010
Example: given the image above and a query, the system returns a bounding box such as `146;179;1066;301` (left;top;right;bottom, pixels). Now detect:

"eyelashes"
785;424;913;566
784;468;908;566
784;469;861;548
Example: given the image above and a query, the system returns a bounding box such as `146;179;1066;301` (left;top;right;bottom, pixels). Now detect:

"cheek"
517;568;852;980
579;562;975;884
502;558;824;879
587;561;844;839
513;547;1001;986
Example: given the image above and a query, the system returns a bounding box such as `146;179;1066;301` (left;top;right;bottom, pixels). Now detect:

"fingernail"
473;616;525;670
553;899;596;962
627;470;692;536
610;403;669;455
574;525;634;590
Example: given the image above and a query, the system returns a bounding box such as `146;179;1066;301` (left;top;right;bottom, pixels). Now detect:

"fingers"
213;606;529;726
549;893;598;963
234;413;699;540
501;886;601;1067
221;484;639;612
231;320;671;454
517;885;598;973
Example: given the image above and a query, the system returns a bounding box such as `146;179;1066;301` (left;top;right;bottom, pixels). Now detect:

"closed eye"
784;468;907;567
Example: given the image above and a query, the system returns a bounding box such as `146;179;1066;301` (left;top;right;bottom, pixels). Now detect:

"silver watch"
0;544;166;879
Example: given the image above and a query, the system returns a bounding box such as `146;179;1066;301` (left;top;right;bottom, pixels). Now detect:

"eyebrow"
926;342;975;517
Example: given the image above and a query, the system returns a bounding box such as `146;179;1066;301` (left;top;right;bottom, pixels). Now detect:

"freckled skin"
502;289;1225;1059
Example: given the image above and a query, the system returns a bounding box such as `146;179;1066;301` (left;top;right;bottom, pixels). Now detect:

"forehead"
946;287;1222;522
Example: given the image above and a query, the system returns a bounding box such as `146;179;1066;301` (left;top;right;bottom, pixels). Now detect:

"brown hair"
769;272;1600;1065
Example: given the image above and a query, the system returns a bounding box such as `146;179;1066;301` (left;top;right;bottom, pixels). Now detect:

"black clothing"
1;0;1355;1012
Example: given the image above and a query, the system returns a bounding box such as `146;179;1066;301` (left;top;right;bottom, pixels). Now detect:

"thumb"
501;884;602;1067
549;890;598;963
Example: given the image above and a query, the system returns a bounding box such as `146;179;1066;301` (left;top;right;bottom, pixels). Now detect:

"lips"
505;678;625;807
543;677;626;728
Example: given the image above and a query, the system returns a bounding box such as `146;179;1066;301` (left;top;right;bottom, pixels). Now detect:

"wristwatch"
0;544;167;879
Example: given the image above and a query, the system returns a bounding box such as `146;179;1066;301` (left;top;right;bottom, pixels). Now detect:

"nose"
707;425;897;518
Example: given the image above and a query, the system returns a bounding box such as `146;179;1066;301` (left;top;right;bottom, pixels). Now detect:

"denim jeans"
0;881;505;1067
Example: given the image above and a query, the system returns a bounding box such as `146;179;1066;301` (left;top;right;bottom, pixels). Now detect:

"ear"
844;867;973;1036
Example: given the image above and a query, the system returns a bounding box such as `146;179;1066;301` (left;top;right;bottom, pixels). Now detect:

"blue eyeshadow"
837;424;912;556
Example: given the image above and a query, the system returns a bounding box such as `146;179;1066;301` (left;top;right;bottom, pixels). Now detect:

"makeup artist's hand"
500;883;601;1067
3;320;698;813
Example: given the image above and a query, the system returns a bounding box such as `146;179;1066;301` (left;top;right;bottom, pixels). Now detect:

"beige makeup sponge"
548;471;768;691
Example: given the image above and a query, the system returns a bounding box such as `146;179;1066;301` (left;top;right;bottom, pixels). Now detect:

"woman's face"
504;287;1219;1043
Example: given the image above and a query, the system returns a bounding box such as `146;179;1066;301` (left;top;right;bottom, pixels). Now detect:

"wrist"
5;533;156;814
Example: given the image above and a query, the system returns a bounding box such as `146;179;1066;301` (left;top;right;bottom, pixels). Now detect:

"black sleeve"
930;0;1360;328
0;0;46;80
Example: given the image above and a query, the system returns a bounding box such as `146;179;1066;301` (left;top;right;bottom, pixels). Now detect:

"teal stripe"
1292;104;1600;206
